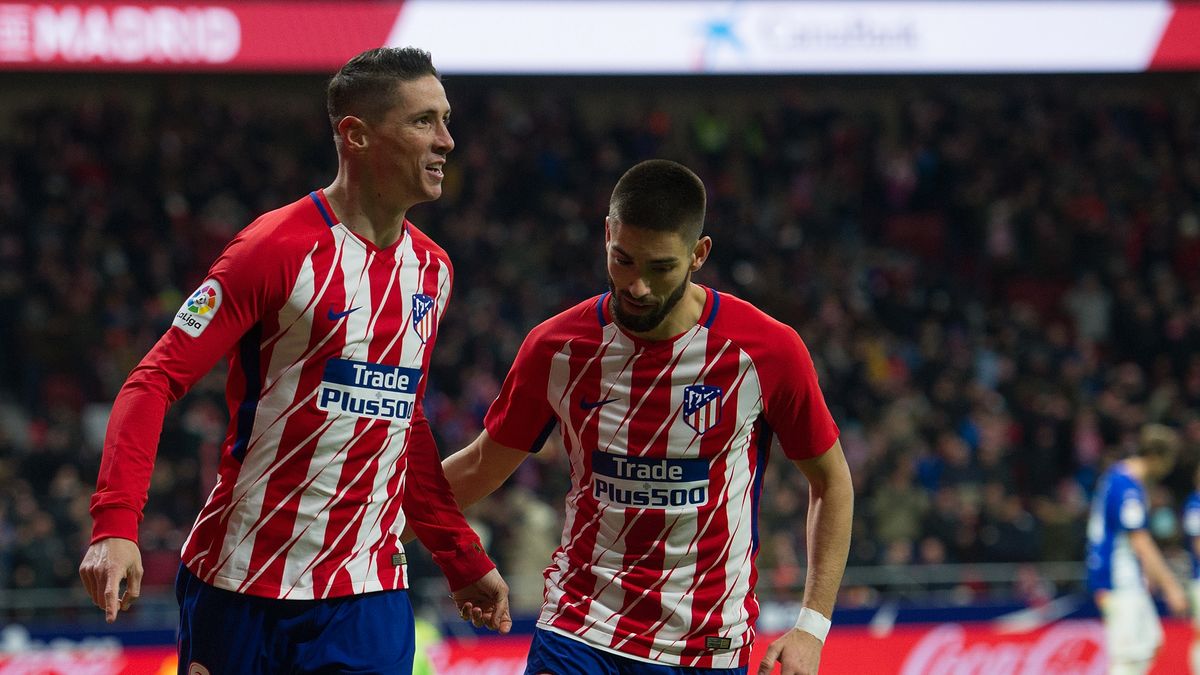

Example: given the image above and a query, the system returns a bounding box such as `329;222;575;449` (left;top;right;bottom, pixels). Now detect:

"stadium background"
3;1;1200;673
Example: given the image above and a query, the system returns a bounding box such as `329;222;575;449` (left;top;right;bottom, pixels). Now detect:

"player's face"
366;75;454;209
606;220;698;334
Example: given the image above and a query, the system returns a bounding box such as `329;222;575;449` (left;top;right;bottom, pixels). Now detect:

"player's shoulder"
1107;463;1133;485
1111;465;1146;495
233;191;336;252
403;221;451;264
525;294;607;347
707;289;806;351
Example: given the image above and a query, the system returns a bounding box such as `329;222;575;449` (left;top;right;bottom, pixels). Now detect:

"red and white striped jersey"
484;288;839;668
89;190;493;599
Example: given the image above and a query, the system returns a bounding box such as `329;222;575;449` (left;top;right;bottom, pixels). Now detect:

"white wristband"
794;607;831;643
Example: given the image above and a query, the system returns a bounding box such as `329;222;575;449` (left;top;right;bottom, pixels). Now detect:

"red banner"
3;1;1200;74
0;2;401;71
0;621;1192;674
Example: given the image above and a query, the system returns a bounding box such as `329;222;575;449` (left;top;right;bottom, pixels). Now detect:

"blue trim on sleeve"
529;418;558;454
309;191;336;229
230;323;263;462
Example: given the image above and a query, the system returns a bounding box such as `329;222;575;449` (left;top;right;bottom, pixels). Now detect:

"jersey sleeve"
1115;480;1148;532
88;226;285;544
758;326;839;461
1184;496;1200;538
483;326;559;453
402;412;496;590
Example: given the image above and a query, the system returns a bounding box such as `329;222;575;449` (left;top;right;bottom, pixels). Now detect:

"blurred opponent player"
78;47;510;674
441;160;854;675
1087;424;1187;675
1183;463;1200;674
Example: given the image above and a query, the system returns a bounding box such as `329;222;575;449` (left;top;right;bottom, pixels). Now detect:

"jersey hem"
538;621;746;669
194;564;409;600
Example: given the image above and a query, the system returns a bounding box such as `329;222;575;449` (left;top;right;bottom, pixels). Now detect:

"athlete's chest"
266;237;450;425
279;238;448;359
551;328;762;455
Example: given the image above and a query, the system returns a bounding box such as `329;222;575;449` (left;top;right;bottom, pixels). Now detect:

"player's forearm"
441;439;510;508
1132;530;1183;595
1144;551;1183;596
90;374;174;543
801;463;854;617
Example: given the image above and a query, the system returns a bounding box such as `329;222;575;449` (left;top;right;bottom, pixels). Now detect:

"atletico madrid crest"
682;385;723;434
412;294;435;343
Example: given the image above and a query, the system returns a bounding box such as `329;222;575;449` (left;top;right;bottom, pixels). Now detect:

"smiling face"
606;218;709;336
355;74;454;211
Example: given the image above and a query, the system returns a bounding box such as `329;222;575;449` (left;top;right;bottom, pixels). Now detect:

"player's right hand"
79;537;143;623
451;568;512;634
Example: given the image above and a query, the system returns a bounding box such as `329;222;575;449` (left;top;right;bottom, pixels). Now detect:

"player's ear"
337;115;369;153
690;236;712;272
604;216;612;244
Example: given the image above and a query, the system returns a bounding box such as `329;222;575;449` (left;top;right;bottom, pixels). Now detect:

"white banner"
389;0;1175;74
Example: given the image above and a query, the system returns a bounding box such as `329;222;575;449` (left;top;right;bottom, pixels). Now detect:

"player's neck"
323;179;408;249
1122;457;1148;482
625;283;707;342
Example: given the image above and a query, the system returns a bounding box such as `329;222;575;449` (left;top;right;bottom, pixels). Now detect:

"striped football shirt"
90;190;493;599
485;288;839;668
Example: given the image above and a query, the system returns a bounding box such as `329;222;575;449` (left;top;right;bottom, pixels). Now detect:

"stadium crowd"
2;75;1200;618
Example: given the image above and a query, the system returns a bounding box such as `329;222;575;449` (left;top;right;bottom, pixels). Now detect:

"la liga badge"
173;279;223;337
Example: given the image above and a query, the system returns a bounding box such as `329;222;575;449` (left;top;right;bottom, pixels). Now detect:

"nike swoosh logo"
327;306;360;321
580;398;619;410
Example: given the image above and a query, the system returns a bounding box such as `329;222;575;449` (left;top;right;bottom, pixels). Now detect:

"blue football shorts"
525;627;747;675
175;564;415;674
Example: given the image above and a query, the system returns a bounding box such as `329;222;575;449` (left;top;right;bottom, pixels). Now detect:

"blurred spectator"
869;454;929;547
2;75;1200;612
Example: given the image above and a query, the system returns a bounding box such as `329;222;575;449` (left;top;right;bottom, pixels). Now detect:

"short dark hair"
327;47;438;129
608;159;707;240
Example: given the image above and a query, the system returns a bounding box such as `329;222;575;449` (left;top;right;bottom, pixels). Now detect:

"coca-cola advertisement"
424;621;1189;675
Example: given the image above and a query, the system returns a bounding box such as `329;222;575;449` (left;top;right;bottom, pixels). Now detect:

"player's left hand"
757;628;822;675
451;568;512;634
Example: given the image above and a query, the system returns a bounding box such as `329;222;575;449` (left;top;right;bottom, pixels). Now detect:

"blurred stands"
2;74;1200;622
